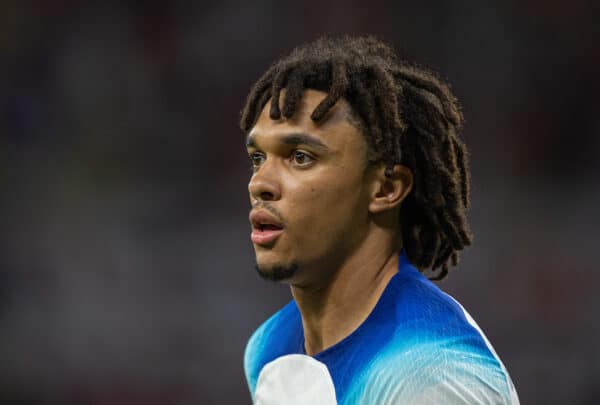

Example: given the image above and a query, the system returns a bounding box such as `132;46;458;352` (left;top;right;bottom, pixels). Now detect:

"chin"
255;262;300;282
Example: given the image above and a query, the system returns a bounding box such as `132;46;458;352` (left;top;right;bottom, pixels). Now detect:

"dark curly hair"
240;35;472;280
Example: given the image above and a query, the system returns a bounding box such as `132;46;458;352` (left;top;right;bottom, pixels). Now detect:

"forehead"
248;89;365;149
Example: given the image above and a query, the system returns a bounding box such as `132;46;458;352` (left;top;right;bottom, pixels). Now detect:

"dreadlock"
240;35;472;280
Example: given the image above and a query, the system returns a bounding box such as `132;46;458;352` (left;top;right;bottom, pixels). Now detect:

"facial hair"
255;262;300;282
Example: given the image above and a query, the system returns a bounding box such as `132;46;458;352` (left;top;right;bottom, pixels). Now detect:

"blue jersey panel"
244;252;518;404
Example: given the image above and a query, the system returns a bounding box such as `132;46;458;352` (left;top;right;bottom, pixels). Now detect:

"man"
241;36;519;404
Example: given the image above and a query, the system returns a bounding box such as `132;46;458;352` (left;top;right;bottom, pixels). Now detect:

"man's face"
246;89;376;285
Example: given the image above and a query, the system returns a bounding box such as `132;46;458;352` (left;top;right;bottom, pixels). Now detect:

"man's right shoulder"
244;300;303;395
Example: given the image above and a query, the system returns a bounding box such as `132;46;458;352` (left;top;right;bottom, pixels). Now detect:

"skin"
246;89;413;355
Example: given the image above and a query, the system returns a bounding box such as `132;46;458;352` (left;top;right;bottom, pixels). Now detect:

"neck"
291;231;399;356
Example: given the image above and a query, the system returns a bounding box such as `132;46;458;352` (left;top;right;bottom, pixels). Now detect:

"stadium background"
1;1;598;403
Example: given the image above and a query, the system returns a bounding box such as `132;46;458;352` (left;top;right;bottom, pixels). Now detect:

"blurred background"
1;0;599;403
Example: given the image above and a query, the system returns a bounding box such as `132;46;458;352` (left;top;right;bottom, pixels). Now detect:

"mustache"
251;201;285;226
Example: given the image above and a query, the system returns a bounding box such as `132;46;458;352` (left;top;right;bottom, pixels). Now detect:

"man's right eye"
249;152;266;170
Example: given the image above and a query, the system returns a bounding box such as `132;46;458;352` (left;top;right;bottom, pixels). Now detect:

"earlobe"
368;165;413;214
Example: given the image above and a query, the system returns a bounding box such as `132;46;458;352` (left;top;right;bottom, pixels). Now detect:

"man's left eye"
292;151;314;166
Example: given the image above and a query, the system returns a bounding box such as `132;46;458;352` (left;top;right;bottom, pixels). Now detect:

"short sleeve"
351;343;519;405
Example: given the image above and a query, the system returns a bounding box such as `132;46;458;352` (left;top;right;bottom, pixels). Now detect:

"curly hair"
240;35;472;280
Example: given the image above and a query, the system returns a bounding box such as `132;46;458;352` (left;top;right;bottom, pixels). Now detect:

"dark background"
1;1;599;404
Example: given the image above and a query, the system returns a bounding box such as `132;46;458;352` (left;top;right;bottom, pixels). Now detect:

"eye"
249;152;265;171
291;150;315;167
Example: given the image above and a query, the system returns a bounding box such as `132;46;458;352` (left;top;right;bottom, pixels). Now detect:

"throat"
293;252;399;356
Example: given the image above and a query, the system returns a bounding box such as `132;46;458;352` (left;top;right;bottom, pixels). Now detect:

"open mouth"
258;224;283;231
250;211;285;245
251;224;284;245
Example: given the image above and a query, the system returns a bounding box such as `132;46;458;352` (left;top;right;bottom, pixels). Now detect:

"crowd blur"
1;1;598;404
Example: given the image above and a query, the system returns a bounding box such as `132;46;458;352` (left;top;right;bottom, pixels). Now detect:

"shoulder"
244;300;303;395
349;259;519;403
349;288;519;404
390;261;499;353
358;339;518;404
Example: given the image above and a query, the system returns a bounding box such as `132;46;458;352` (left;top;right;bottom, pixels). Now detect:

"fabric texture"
254;354;337;405
244;252;519;404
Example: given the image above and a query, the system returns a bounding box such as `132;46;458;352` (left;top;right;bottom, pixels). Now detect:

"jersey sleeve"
244;323;268;396
353;342;519;405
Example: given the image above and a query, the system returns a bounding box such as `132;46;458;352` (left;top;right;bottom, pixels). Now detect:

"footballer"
241;36;519;404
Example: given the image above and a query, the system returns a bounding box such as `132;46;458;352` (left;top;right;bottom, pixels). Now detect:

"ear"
368;164;413;214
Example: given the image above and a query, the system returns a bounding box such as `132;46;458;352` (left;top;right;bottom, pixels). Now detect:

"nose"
248;162;281;202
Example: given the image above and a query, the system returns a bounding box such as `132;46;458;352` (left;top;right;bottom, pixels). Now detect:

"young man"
241;36;519;404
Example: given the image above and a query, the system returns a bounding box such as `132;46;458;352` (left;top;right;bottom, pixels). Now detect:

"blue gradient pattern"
245;252;518;404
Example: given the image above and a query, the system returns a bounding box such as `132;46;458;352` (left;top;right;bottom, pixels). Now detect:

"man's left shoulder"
355;291;520;405
352;334;519;404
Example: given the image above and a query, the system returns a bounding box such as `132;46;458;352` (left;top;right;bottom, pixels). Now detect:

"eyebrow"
246;132;330;151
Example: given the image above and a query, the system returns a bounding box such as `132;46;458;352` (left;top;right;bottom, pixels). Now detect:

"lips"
250;210;284;245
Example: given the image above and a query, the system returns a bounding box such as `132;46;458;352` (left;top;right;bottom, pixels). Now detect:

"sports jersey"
244;251;519;404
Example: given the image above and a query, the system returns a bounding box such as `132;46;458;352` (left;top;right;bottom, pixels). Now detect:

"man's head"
241;35;472;282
